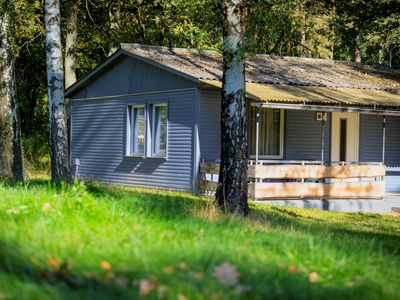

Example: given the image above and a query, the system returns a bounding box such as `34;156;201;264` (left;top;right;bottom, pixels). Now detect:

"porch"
199;160;386;200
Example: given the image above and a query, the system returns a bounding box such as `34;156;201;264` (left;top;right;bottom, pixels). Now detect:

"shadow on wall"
114;158;163;174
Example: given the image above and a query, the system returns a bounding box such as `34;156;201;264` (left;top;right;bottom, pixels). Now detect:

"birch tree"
45;0;69;180
0;0;25;180
215;0;249;215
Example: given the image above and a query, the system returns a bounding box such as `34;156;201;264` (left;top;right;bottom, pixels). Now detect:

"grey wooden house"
65;44;400;199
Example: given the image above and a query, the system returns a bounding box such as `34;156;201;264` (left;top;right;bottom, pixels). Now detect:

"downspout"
255;103;260;165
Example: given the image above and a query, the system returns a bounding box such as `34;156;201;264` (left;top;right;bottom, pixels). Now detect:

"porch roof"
200;79;400;109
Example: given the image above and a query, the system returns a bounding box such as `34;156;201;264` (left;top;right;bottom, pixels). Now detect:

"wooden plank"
249;181;385;199
248;164;386;179
199;180;218;193
200;163;220;174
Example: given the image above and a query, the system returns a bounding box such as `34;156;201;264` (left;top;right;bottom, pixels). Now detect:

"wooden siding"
71;56;197;99
71;90;196;191
285;110;331;161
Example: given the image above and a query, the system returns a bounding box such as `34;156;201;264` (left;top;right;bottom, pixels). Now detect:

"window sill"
124;155;167;161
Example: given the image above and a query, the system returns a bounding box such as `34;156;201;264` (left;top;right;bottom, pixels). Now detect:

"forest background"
14;0;400;174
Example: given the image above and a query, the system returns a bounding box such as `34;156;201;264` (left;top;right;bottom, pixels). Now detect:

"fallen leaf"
213;262;240;286
163;266;174;274
346;281;354;287
157;285;168;298
177;294;187;300
139;279;156;295
42;203;51;213
115;276;129;287
104;272;115;282
7;207;20;215
288;265;297;273
191;271;204;280
234;284;252;295
47;257;59;270
179;261;187;270
309;272;319;283
100;260;112;271
211;293;220;300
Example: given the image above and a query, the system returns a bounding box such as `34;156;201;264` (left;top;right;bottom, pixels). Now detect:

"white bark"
216;0;249;214
0;0;25;180
45;0;70;180
0;4;12;177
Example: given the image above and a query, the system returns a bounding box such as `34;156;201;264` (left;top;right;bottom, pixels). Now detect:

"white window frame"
126;104;146;157
249;105;284;160
150;103;168;158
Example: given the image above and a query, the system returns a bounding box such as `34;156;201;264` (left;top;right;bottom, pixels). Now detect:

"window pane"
249;107;281;156
132;107;145;155
153;105;167;155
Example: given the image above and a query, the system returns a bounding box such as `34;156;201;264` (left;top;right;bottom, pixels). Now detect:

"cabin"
65;44;400;204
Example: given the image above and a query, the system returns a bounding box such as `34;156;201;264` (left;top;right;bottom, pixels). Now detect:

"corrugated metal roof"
121;43;400;91
201;80;400;107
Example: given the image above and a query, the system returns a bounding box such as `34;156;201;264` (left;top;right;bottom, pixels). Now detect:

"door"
331;112;360;162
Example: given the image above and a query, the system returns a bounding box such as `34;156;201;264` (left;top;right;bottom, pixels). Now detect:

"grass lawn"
0;180;399;300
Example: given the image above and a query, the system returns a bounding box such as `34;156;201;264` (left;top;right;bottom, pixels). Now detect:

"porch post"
382;116;386;163
321;113;325;165
255;104;260;165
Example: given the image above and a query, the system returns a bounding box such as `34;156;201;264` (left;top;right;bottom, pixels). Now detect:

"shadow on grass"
2;179;400;257
0;238;380;300
0;240;135;300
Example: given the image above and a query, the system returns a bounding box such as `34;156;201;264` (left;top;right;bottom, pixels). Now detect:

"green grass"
0;180;399;300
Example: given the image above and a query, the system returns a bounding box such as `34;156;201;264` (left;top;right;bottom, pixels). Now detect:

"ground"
0;179;399;300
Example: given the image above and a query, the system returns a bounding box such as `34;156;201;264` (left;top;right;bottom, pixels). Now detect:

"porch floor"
254;193;400;213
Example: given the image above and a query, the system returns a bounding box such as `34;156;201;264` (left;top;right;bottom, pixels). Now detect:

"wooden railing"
199;160;386;199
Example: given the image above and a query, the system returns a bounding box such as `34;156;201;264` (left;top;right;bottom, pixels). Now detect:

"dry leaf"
47;257;59;270
157;285;168;298
234;285;252;295
213;262;240;286
211;293;220;300
116;276;129;287
346;281;354;287
177;294;187;300
309;272;319;283
139;279;156;295
288;265;297;273
163;266;174;274
179;262;187;270
42;203;51;213
100;260;112;271
191;271;204;280
104;272;115;282
7;207;20;215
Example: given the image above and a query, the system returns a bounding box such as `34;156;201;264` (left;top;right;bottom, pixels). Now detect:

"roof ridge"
120;43;398;71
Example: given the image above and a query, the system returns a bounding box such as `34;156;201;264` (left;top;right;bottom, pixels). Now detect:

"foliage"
0;180;399;299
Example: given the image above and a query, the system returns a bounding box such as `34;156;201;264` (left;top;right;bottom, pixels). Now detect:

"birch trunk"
45;0;70;180
0;0;25;180
215;0;249;215
354;31;362;63
64;0;78;89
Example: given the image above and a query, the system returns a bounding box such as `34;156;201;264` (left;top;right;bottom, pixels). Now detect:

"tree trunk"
215;0;249;215
0;0;25;180
64;0;78;89
354;31;362;63
45;0;70;181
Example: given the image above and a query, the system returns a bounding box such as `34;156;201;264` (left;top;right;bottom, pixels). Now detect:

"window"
126;103;168;158
129;105;146;156
249;106;283;158
152;104;167;157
